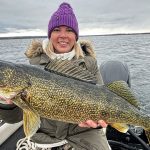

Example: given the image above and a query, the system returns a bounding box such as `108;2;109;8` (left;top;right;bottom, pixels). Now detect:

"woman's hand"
0;98;13;105
78;120;107;128
5;99;13;104
1;99;13;104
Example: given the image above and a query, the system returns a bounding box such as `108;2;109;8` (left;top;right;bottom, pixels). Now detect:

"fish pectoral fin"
23;109;41;138
110;123;129;133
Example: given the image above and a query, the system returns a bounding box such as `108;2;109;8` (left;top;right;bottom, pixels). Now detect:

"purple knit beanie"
48;2;79;40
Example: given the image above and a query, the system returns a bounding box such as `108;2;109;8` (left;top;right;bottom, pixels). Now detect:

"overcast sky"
0;0;150;36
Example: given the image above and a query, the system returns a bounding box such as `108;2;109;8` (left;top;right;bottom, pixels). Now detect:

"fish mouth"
0;85;28;104
0;89;22;103
0;92;18;101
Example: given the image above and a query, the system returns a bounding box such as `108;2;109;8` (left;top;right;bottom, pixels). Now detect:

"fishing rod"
128;129;150;150
108;140;137;150
108;129;150;150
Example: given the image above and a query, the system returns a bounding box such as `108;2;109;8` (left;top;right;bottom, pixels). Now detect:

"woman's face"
51;26;76;54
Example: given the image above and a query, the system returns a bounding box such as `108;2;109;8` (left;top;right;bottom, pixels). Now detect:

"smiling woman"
0;2;111;150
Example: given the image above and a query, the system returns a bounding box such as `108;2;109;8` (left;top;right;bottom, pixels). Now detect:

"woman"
0;2;110;150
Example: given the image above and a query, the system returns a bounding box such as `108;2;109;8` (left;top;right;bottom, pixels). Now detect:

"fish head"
0;60;31;102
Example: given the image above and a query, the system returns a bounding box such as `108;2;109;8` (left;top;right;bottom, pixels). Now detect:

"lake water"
0;33;150;111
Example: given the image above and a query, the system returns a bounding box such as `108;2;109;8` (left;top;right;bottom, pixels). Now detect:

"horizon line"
0;32;150;40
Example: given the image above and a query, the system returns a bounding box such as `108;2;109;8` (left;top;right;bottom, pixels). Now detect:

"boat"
0;119;149;150
107;125;150;150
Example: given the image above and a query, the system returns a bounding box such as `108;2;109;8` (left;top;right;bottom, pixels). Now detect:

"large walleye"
0;59;150;144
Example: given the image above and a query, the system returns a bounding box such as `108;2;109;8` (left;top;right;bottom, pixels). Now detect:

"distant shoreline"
0;32;150;40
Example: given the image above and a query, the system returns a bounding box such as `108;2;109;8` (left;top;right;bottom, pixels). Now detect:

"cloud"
0;0;150;36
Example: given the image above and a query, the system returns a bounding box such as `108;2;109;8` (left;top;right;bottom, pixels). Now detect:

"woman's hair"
44;40;84;59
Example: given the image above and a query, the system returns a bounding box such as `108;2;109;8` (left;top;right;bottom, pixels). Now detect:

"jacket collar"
25;39;96;59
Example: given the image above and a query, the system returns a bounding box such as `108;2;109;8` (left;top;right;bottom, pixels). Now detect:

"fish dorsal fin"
105;80;140;108
44;59;97;84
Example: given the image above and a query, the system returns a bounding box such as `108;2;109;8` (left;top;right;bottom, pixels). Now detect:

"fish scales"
12;65;149;127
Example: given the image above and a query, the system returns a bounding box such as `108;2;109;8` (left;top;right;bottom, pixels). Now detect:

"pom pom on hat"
48;2;79;40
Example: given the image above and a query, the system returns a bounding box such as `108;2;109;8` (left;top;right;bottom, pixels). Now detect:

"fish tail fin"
23;109;41;138
145;129;150;144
